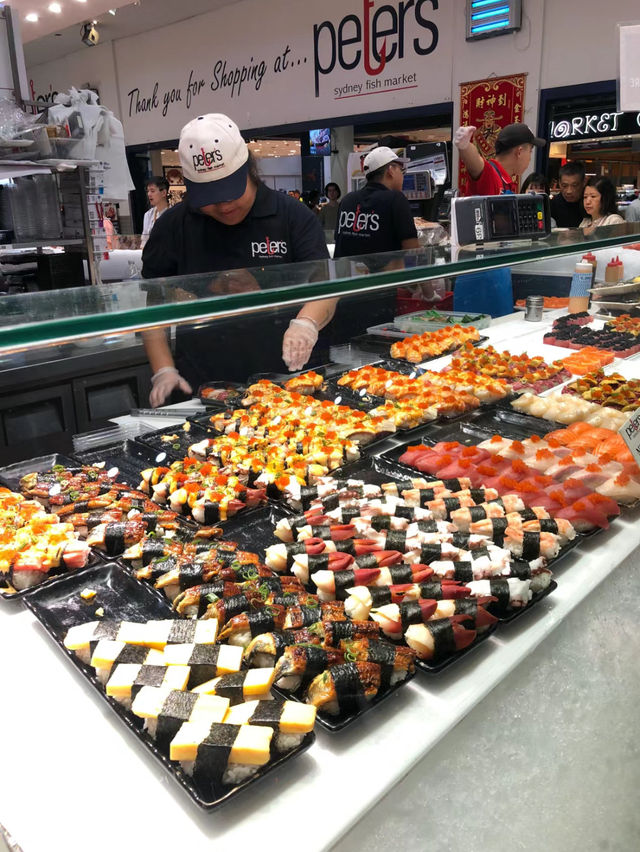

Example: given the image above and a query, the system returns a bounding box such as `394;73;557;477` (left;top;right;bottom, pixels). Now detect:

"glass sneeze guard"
1;222;639;352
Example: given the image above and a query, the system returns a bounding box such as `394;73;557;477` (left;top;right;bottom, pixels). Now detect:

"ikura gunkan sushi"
131;686;229;752
224;699;316;753
170;721;273;786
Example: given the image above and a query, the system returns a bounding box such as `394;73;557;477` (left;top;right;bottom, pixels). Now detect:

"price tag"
618;23;640;112
619;407;640;467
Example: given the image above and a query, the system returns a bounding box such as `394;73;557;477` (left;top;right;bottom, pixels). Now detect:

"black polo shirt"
549;193;585;228
141;183;330;386
331;181;417;339
333;181;417;262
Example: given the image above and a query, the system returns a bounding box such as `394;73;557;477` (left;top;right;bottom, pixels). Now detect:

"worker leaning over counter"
142;113;337;407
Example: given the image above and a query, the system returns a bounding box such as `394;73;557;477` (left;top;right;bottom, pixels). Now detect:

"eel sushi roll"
143;619;218;649
306;661;382;715
170;721;273;786
192;668;276;704
243;632;290;668
339;639;415;687
163;643;243;688
106;663;190;709
90;640;165;685
131;686;229;752
224;699;316;753
86;520;147;556
273;645;345;693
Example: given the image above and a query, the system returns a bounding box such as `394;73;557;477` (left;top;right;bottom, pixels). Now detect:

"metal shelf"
0;239;85;251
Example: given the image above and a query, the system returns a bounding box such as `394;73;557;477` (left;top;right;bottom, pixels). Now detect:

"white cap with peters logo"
362;146;410;174
178;113;249;207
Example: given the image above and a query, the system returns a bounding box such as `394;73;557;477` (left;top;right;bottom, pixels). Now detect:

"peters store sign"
549;109;640;142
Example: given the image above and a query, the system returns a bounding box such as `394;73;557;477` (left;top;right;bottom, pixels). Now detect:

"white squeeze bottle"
568;261;593;314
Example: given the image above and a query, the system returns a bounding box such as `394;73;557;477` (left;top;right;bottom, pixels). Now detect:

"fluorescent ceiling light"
25;12;39;21
48;2;62;12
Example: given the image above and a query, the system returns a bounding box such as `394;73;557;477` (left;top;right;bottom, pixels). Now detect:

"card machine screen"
451;193;551;245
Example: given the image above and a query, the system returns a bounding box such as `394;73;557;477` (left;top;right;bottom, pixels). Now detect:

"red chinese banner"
458;73;527;195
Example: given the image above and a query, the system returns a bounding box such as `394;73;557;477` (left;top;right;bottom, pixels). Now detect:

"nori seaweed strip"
307;553;330;571
416;520;439;532
167;621;198;644
310;526;332;540
155;691;199;752
452;563;474;583
452;598;479;620
284;541;308;569
364;640;400;689
451;532;472;549
292;605;325;627
385;529;407;552
331;662;365;712
417;488;438;504
333;569;357;600
400;600;423;632
355;553;377;569
247;699;285;730
420;543;449;563
140;513;159;531
299;487;318;509
319;493;339;512
469;489;487;503
206;671;246;703
247;609;277;637
469;505;492;523
426;619;458;659
201;502;220;525
538;519;559;534
442;497;462;516
141;538;173;566
194;723;240;787
368;586;392;607
470;546;490;560
371;514;392;531
255;577;285;595
94;620;120;641
195;582;228;617
186;646;222;688
177;563;206;591
73;500;91;514
488;577;512;612
295;645;333;681
132;664;167;697
386;564;413;584
220;593;253;623
488;518;508;546
394;504;414;521
521;531;541;561
518;508;538;522
115;645;153;665
104;522;126;556
339;507;360;524
508;560;533;580
490;497;506;511
417;580;447;600
290;514;309;530
441;478;463;491
334;539;356;555
271;593;302;608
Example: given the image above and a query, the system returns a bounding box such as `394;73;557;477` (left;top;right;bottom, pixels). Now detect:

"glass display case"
2;224;640;851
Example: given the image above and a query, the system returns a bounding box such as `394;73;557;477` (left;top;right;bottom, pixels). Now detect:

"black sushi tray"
197;380;247;410
23;562;315;811
136;420;218;460
496;579;558;625
72;439;170;490
414;622;498;675
0;452;81;492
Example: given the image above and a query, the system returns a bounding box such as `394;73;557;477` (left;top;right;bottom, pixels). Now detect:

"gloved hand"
453;126;476;151
282;317;319;372
149;367;193;407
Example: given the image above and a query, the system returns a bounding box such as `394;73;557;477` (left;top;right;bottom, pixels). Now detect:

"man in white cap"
142;113;336;406
330;145;420;338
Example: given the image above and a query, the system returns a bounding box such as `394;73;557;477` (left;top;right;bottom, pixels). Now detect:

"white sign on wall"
112;0;454;145
618;22;640;112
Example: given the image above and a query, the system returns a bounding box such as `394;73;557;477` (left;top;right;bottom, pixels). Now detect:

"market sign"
548;109;640;142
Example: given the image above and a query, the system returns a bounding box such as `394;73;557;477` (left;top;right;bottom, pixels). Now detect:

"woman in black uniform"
142;113;336;406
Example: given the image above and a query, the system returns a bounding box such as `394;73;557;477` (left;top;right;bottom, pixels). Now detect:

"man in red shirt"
452;123;545;316
455;122;545;196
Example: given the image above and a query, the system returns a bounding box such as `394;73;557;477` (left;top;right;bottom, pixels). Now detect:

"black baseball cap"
495;123;545;154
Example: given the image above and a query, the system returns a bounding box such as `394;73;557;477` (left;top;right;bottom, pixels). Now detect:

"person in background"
550;161;586;227
142;113;336;406
317;182;341;233
453;122;546;316
625;193;640;223
579;176;625;232
521;173;550;194
141;176;170;247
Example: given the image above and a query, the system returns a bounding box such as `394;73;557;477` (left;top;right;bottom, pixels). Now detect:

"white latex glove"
282;317;319;372
149;367;192;407
453;126;476;151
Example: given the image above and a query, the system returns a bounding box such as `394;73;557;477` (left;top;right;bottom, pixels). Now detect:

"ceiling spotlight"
48;2;62;12
25;12;39;21
108;8;116;14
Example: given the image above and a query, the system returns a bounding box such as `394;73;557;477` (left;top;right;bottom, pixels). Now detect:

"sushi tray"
73;440;170;490
0;452;80;492
23;562;315;810
136;421;218;460
219;504;294;557
413;622;497;675
197;381;246;410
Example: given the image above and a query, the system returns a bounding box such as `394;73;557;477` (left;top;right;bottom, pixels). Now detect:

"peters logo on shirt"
251;237;289;259
338;204;380;235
